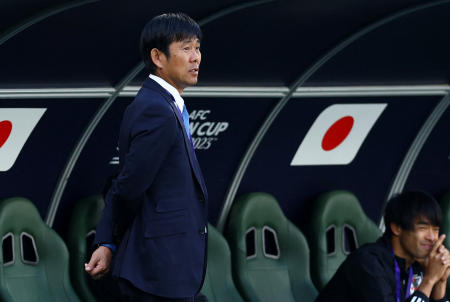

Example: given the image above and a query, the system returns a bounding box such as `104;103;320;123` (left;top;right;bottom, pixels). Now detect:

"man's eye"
184;47;190;51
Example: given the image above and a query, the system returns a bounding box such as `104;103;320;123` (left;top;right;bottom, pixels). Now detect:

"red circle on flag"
321;116;354;151
0;120;13;148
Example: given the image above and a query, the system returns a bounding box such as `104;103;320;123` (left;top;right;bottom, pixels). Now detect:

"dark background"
0;0;449;239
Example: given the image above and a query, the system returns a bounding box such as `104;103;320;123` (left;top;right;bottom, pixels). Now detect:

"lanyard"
393;256;413;302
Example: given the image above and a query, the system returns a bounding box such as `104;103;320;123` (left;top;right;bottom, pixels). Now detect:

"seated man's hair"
140;12;202;73
384;191;442;237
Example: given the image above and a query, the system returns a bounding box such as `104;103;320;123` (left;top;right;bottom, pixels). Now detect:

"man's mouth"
189;67;199;75
422;243;434;251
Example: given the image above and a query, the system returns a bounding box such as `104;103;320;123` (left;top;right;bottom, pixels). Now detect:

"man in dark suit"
85;13;208;302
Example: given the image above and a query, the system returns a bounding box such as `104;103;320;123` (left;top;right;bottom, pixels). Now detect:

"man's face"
157;37;201;92
397;217;440;260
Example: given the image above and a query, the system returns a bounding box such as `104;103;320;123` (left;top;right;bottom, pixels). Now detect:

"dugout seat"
440;192;450;289
226;192;317;302
0;197;80;302
201;223;244;302
67;195;104;302
308;190;381;290
440;192;450;248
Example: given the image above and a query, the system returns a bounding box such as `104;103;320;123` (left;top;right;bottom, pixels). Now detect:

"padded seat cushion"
0;197;80;302
308;190;381;289
227;192;317;302
201;224;243;302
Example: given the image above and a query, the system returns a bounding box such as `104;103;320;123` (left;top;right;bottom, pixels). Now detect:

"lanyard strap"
393;256;413;302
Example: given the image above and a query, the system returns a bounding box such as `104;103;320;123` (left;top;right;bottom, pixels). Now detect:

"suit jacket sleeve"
95;99;178;244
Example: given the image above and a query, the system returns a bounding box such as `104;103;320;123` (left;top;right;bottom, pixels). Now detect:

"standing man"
85;13;208;302
316;191;450;302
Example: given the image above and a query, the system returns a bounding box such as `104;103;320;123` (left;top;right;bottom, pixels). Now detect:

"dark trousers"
118;278;208;302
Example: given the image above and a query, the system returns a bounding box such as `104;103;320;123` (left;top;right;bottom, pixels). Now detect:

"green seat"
441;192;450;247
0;197;80;302
67;195;104;302
226;192;317;302
308;190;381;290
439;192;450;289
201;224;244;302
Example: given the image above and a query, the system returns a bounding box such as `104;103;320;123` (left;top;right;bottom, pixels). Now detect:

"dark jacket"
94;77;208;298
316;236;447;302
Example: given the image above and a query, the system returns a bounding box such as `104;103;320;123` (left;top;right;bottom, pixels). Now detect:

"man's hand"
418;235;450;297
440;266;450;282
424;235;449;283
430;240;450;300
438;245;450;281
85;246;113;280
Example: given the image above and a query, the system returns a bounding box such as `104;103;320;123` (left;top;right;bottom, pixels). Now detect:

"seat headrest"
0;197;44;234
314;190;367;227
228;192;286;233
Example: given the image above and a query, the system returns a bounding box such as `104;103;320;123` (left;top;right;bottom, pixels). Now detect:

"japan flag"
0;108;47;171
290;103;387;166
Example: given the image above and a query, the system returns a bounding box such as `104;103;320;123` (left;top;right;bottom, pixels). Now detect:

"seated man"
316;191;450;302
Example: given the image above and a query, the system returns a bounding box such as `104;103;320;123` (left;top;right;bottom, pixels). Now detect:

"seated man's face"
399;217;440;260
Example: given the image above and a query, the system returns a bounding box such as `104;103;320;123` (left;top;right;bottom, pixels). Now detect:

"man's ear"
390;222;402;237
150;48;165;69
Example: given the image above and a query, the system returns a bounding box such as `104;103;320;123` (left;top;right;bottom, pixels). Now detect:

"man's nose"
426;229;438;241
191;50;200;63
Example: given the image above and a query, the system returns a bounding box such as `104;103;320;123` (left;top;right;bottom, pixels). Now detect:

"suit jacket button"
199;227;206;235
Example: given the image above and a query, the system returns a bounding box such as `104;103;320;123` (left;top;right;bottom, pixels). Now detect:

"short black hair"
384;191;442;238
140;12;202;73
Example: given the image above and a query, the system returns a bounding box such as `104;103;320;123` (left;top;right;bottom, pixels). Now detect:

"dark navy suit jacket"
94;77;208;298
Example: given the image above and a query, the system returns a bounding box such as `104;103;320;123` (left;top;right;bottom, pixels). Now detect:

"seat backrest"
226;192;317;302
441;192;450;245
201;223;244;302
67;195;104;302
0;197;80;302
439;192;450;289
308;190;381;290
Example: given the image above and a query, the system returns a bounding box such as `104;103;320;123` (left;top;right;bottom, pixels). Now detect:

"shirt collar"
149;74;184;112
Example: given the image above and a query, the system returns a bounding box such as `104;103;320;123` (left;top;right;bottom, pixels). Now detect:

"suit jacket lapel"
143;78;208;200
167;98;208;199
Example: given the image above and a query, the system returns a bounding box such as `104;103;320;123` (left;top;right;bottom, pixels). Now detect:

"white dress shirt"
149;74;185;113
